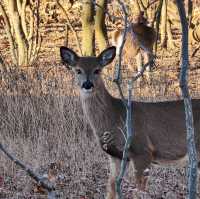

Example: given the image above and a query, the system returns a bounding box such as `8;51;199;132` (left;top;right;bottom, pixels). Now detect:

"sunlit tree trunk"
0;0;41;67
7;0;28;66
167;20;175;49
81;0;95;56
95;0;108;52
160;0;167;47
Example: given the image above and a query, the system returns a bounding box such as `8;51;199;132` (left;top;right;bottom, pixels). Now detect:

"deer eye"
94;69;101;75
76;69;82;74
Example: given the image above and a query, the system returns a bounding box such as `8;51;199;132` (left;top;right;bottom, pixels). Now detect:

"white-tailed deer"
112;12;156;74
60;46;200;199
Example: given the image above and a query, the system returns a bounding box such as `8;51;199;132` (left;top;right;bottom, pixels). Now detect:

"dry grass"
0;62;199;199
0;65;108;199
0;3;200;196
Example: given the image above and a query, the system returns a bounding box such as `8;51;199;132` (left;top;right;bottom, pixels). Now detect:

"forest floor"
1;6;200;198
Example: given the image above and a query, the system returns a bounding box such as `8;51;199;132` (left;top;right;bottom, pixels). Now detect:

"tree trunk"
81;0;95;56
166;20;175;49
7;0;28;66
0;3;17;65
176;0;198;198
1;0;40;67
95;0;108;52
160;0;167;47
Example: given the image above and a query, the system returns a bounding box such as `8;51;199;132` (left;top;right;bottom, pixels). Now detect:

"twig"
113;0;128;81
112;0;129;108
91;0;123;22
116;80;133;199
131;58;155;82
176;0;198;199
115;82;127;106
0;142;56;198
146;0;159;9
56;0;82;55
112;1;132;198
191;44;200;57
112;1;157;197
151;0;163;57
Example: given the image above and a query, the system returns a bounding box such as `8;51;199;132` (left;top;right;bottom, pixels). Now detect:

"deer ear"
98;46;116;67
60;47;79;67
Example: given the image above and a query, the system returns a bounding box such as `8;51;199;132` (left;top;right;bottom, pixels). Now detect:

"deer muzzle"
81;80;94;92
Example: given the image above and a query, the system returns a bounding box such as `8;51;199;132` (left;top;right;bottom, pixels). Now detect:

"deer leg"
106;157;121;199
135;52;143;89
144;52;155;83
144;52;151;72
136;52;143;73
130;153;152;191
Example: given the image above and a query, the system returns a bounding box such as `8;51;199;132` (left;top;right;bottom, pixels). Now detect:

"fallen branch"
0;142;56;199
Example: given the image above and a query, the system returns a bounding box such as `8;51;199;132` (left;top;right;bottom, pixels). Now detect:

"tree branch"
112;0;128;108
56;0;82;55
176;0;198;198
113;1;157;197
116;81;133;199
91;0;122;22
113;1;132;198
0;142;56;199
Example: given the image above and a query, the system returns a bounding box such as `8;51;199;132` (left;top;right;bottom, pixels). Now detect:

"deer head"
60;46;116;97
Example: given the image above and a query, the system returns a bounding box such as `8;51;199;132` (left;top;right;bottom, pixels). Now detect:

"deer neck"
80;79;115;134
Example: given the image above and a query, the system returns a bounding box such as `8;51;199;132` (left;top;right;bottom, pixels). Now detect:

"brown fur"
60;47;200;198
112;14;156;73
81;77;200;197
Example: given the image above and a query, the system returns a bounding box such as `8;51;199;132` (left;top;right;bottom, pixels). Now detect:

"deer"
60;46;200;199
112;12;156;76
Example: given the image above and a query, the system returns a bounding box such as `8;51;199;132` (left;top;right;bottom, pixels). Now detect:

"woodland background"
0;0;200;198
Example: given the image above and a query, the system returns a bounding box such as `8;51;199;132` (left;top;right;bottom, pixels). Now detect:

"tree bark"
176;0;198;198
81;0;95;56
7;0;28;66
1;0;40;67
160;0;167;47
0;2;17;65
95;0;108;52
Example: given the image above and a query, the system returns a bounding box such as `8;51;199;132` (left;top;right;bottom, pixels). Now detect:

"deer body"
60;46;200;199
81;81;200;164
112;13;156;74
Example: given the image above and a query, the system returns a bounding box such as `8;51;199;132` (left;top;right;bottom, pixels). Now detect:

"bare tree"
160;0;167;47
95;0;108;52
176;0;198;198
0;0;41;67
81;0;95;56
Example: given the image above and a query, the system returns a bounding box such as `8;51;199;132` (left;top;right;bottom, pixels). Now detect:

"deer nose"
82;80;94;90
